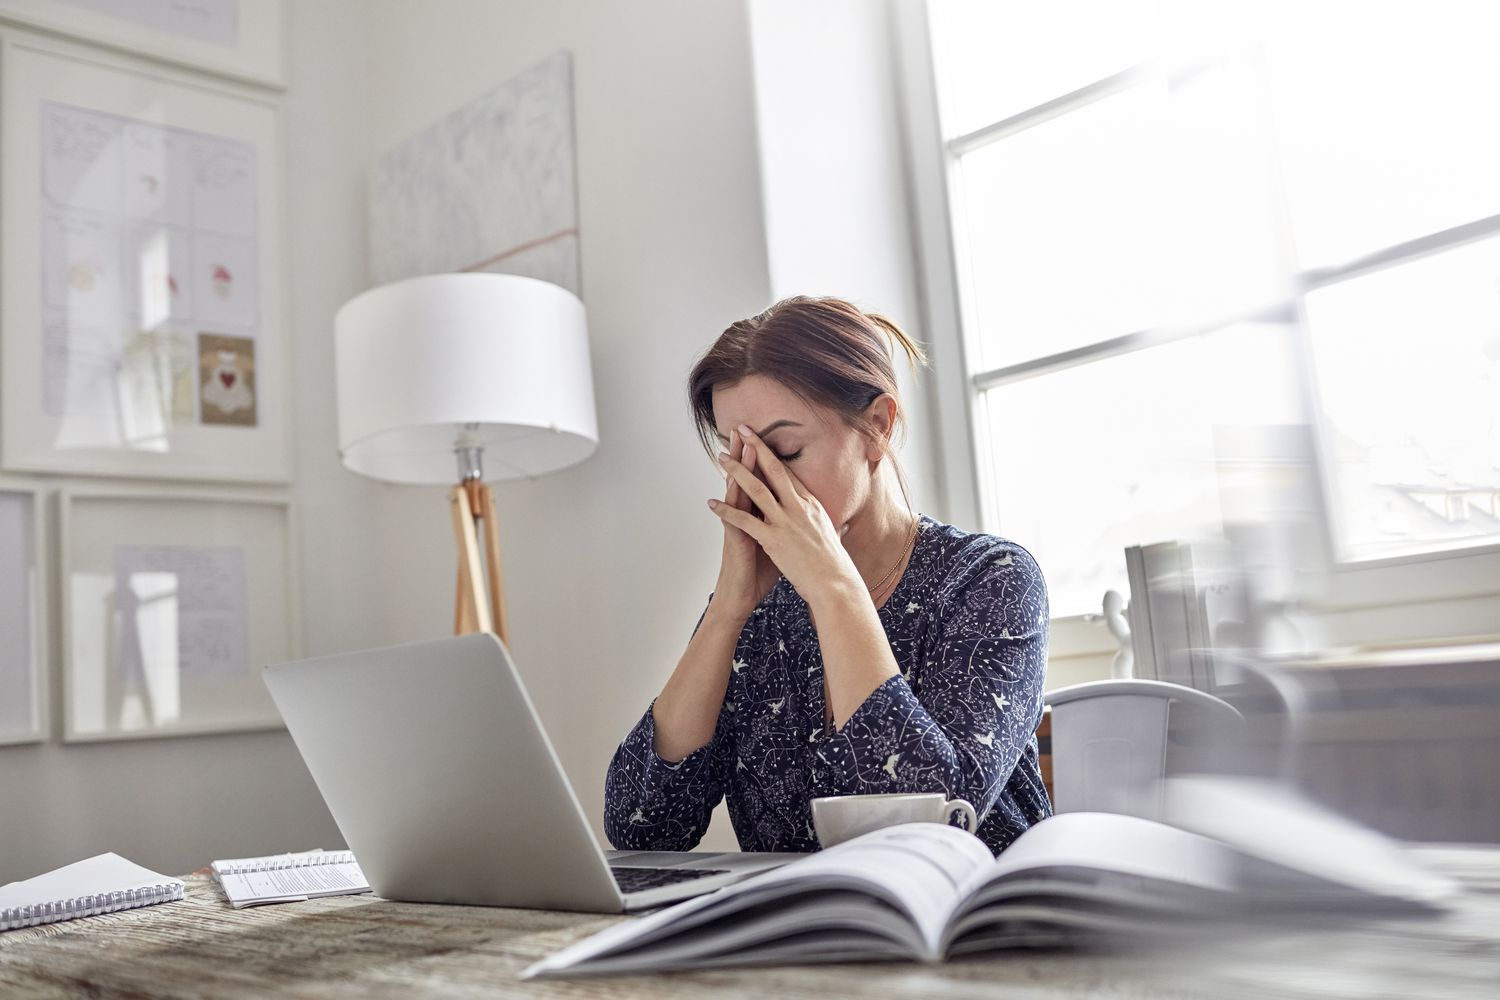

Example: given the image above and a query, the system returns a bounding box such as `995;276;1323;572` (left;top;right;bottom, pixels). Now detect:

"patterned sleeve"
810;541;1048;823
603;602;734;851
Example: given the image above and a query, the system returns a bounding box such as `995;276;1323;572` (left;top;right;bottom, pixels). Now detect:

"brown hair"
688;296;928;500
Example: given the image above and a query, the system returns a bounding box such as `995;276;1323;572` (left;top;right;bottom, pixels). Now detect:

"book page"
803;824;996;950
963;812;1239;900
943;813;1240;956
604;894;918;972
211;850;369;907
216;862;368;905
525;823;993;977
702;823;994;954
1163;776;1458;905
210;848;345;873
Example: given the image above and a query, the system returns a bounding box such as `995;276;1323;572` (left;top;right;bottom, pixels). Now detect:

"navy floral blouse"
604;514;1051;856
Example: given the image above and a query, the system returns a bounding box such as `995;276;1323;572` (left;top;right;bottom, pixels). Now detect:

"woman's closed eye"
775;449;803;463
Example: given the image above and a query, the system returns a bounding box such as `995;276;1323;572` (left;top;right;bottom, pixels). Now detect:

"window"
918;0;1500;617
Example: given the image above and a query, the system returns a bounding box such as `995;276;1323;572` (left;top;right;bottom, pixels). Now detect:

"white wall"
746;0;943;520
363;0;775;851
0;0;380;881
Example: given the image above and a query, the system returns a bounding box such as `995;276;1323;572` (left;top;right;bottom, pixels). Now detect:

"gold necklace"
864;513;919;597
825;514;919;734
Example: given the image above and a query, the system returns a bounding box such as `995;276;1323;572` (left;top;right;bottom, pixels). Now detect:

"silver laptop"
263;632;798;912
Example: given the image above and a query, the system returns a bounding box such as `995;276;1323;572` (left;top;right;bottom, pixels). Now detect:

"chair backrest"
1045;679;1243;819
1035;711;1053;803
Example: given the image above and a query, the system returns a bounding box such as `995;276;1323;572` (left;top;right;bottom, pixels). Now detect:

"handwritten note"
191;140;256;236
112;544;249;679
41;102;122;212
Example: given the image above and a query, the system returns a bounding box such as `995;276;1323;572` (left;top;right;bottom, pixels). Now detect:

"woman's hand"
709;425;863;610
708;428;781;620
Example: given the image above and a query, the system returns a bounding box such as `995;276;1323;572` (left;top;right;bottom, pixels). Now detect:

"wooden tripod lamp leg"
477;484;508;647
450;484;493;635
451;488;471;634
453;553;470;634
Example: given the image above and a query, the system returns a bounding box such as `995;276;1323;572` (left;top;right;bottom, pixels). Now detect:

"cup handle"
945;798;978;832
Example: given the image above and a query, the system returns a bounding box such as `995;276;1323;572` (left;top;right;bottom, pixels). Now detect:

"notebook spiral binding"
213;850;356;875
1;881;184;931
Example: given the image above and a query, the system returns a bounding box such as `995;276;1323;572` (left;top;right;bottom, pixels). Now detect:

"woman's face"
710;375;887;531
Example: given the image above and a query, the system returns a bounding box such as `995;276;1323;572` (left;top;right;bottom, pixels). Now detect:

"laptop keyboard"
610;866;729;893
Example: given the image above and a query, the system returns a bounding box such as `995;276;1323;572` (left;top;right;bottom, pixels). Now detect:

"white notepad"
211;849;371;908
0;853;184;931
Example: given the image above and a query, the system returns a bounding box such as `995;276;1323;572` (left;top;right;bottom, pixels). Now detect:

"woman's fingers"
707;498;767;543
736;425;803;506
724;429;749;511
718;451;777;513
740;436;766;518
780;454;814;502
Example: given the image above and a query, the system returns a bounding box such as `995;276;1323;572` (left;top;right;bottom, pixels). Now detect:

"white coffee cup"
810;792;979;848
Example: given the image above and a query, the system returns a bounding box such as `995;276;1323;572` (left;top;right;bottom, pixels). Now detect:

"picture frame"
0;0;285;89
59;488;300;742
0;482;49;746
0;28;290;483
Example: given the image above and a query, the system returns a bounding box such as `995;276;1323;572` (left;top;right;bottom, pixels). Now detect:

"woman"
604;296;1050;856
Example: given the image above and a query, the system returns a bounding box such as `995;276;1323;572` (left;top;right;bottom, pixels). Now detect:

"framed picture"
59;489;300;741
369;51;581;296
0;28;290;483
0;483;48;745
0;0;285;89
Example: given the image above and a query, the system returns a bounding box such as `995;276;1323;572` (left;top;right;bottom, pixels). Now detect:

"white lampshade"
334;273;598;484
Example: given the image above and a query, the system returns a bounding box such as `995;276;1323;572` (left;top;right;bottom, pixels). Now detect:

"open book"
525;803;1456;978
211;849;370;908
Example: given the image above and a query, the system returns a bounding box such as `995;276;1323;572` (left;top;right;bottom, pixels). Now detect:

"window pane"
982;324;1305;616
927;0;1266;138
1305;237;1500;560
1266;1;1500;268
959;64;1281;371
928;0;1164;136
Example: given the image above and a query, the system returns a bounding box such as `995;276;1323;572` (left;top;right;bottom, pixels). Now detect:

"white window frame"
892;0;1500;649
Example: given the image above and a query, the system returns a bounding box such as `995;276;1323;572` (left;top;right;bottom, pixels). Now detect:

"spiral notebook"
0;853;184;931
211;849;371;908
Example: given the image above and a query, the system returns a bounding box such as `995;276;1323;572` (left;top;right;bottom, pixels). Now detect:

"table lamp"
333;273;597;643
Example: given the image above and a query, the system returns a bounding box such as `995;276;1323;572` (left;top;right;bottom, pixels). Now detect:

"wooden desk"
4;849;1500;999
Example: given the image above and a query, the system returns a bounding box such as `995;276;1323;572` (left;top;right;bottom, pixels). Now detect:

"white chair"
1046;679;1244;820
